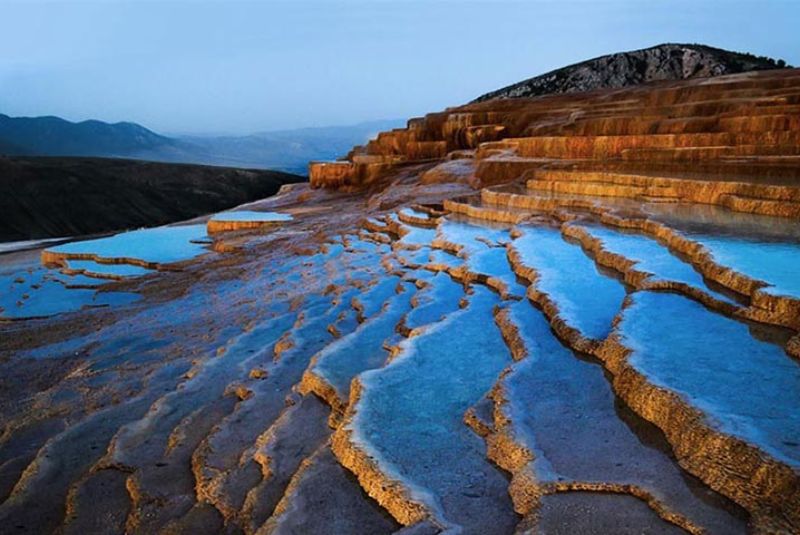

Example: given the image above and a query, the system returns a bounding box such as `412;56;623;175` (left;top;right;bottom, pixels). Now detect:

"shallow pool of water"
513;225;627;340
0;263;138;319
693;236;800;298
404;272;464;331
66;260;154;279
47;225;209;266
210;210;293;223
398;225;436;248
437;218;511;255
313;282;415;398
350;286;517;533
619;291;800;467
468;247;527;298
577;224;734;302
498;300;747;532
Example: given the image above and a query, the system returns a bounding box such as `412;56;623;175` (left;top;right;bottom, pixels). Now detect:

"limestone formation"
2;67;799;535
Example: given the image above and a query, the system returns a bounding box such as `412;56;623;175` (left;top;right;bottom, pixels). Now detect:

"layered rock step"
527;166;800;218
598;291;800;532
3;165;800;535
483;300;747;533
456;186;800;332
333;286;519;533
310;70;800;189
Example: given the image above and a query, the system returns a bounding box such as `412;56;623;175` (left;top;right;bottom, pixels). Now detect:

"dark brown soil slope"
0;156;305;241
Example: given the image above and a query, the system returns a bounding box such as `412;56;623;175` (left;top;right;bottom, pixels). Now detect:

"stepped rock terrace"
2;69;800;533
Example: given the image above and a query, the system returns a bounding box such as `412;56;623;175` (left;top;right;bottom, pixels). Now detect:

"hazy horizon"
2;0;798;135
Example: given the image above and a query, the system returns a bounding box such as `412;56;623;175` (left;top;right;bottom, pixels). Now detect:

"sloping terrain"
473;43;790;102
0;114;177;157
0;114;403;174
0;68;799;534
0;156;304;241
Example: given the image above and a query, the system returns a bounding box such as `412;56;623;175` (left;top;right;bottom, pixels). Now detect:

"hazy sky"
1;0;797;135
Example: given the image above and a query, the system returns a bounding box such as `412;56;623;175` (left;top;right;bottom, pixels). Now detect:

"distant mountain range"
0;115;404;175
473;43;791;102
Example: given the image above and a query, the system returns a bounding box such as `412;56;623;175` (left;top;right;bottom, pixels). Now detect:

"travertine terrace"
2;69;800;534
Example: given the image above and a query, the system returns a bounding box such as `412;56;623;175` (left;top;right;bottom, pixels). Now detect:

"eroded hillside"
1;68;799;534
0;157;304;241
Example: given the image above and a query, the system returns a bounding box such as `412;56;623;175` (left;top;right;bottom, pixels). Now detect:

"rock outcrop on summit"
473;43;790;102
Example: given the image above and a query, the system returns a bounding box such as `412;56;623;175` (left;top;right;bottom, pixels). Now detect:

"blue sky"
0;0;797;134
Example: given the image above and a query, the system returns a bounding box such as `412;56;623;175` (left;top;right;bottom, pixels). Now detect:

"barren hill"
473;43;790;102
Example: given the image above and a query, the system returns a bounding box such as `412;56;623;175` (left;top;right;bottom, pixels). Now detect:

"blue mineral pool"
210;210;293;223
357;276;403;320
513;225;627;340
692;236;800;298
348;286;517;533
497;300;746;533
468;246;527;298
436;218;511;255
639;202;800;298
399;207;433;220
47;224;209;266
313;282;415;399
404;272;465;331
618;291;800;467
66;260;154;279
397;225;436;248
428;248;464;269
395;247;432;267
577;224;734;303
0;261;139;319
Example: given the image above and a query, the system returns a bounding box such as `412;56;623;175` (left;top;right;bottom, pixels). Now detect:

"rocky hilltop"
1;57;799;534
473;43;789;102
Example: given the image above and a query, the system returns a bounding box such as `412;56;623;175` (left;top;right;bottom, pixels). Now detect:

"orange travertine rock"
309;69;800;219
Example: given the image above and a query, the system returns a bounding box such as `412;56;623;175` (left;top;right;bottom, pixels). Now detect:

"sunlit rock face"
2;69;800;534
311;67;800;200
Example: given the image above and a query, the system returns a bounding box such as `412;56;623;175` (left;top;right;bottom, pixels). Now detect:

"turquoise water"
619;291;800;467
395;247;431;267
513;225;627;340
577;224;734;302
498;300;746;532
48;225;209;266
210;210;293;222
357;276;403;319
638;203;800;298
398;225;436;248
313;282;415;398
433;218;525;296
428;248;464;269
66;260;154;279
399;207;432;220
404;272;464;331
693;236;800;298
0;263;138;319
468;247;527;298
350;286;517;533
437;219;510;255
